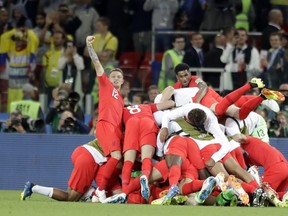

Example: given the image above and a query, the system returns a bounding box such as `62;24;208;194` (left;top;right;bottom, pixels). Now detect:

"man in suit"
261;9;283;51
183;32;204;68
203;33;226;89
261;32;285;89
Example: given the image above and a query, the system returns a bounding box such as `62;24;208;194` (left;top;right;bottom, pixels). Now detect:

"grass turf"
0;190;287;216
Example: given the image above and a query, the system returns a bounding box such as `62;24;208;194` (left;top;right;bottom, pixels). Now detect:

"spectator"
278;83;288;113
10;83;44;121
203;33;226;89
143;0;179;52
9;1;33;29
158;35;185;91
268;111;288;137
220;27;261;90
261;9;283;51
73;0;99;55
38;0;72;14
234;0;255;31
127;0;152;57
56;3;82;40
58;40;84;105
42;31;66;104
0;19;39;112
120;80;132;107
88;108;98;135
0;7;12;34
132;94;144;105
146;85;160;103
183;32;205;68
200;0;237;31
260;32;284;89
33;12;52;90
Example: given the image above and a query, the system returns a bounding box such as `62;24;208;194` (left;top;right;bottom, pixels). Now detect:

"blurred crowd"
0;0;288;136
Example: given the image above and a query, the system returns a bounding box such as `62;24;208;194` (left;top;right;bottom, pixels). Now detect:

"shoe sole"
107;196;126;204
140;176;150;201
199;178;216;201
262;90;285;101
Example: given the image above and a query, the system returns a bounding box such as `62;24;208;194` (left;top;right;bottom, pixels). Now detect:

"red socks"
168;165;181;186
215;83;251;116
182;180;204;195
98;157;119;191
142;158;152;178
122;160;134;186
238;96;263;120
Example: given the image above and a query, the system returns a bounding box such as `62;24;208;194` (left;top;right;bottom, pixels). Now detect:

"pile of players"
20;36;288;207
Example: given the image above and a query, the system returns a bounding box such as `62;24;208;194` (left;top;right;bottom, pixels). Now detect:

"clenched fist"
86;36;95;44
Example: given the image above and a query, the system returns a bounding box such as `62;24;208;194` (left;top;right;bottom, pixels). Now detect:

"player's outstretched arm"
86;36;104;77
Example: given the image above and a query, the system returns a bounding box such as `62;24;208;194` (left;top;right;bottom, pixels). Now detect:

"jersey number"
127;105;141;114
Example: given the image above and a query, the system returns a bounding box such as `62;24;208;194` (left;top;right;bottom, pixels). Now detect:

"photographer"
46;88;84;133
268;111;288;137
57;110;90;134
3;110;44;133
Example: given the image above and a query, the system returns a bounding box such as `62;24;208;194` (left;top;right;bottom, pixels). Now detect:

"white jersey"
161;103;231;162
154;88;199;106
225;111;269;143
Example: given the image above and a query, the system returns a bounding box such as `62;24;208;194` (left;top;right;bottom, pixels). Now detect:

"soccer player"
158;106;260;205
20;139;110;202
240;135;288;205
86;35;124;202
172;63;284;120
121;87;175;201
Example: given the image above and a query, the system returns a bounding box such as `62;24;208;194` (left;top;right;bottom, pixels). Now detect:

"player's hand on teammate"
86;36;95;45
159;127;168;143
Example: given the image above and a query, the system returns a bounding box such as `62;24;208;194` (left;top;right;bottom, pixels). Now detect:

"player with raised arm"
86;35;124;203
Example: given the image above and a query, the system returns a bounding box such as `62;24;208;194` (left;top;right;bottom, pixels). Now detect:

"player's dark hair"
174;63;190;75
187;108;207;126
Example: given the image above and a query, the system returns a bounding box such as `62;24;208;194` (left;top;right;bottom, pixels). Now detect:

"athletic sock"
181;180;204;195
122;160;134;186
215;83;251;116
32;185;53;198
238;96;263;120
168;165;181;186
141;158;152;178
122;177;141;195
98;157;119;191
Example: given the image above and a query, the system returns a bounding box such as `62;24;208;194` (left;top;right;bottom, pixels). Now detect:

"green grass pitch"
0;190;287;216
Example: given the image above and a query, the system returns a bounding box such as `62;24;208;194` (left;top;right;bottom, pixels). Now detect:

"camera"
26;118;45;132
60;117;76;134
269;119;280;129
11;119;21;126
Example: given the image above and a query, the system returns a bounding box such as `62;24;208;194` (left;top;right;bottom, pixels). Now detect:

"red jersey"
97;74;124;129
173;76;222;104
123;104;158;125
242;136;287;169
173;76;200;88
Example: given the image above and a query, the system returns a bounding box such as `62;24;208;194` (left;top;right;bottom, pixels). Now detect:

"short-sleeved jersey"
123;104;158;125
243;136;287;169
173;76;200;88
97;74;124;129
173;76;222;105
